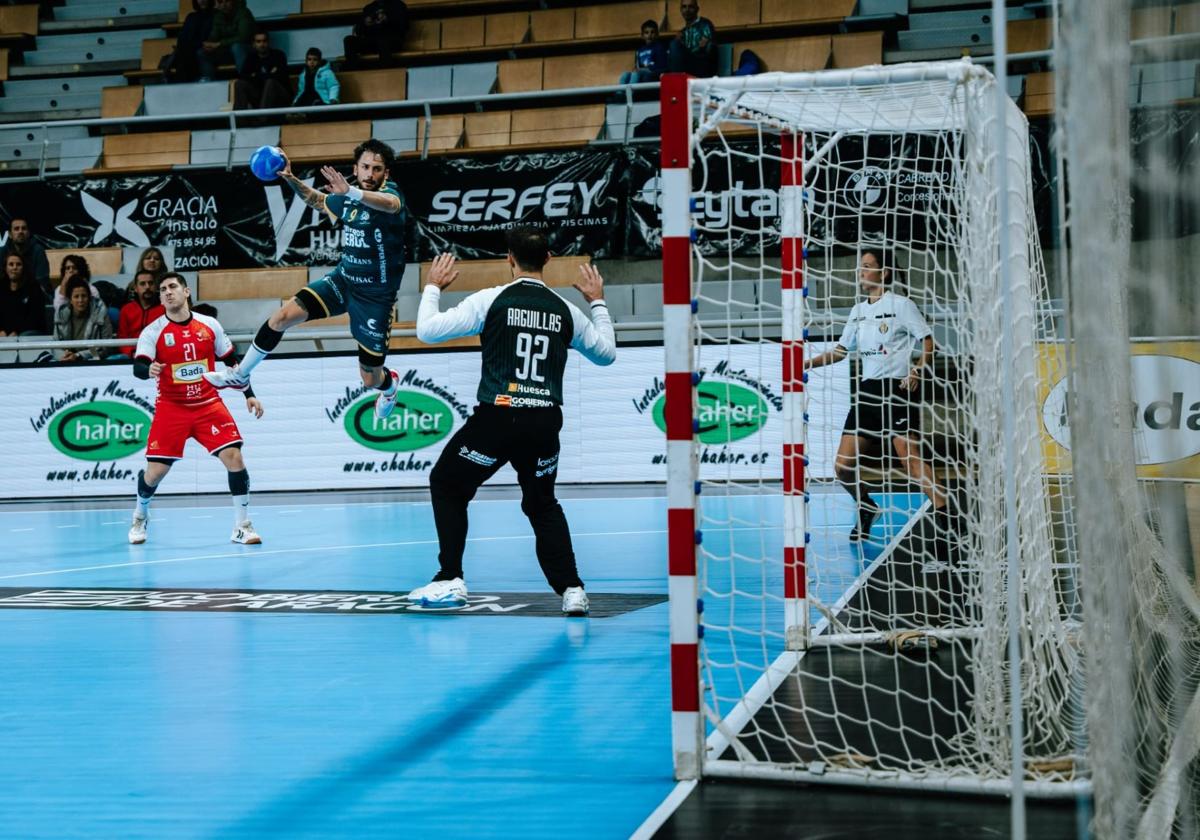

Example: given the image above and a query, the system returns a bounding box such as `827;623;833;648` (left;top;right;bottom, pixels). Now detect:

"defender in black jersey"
205;139;409;421
408;229;616;615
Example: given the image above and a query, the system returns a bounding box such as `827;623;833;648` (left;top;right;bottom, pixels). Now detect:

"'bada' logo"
651;381;768;443
344;391;454;452
47;400;151;461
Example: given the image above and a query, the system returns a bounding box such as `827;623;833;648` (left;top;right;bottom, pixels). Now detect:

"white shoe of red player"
375;369;400;419
128;514;148;545
203;366;250;391
231;520;262;544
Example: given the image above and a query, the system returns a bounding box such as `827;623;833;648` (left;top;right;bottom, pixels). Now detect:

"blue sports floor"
0;486;909;839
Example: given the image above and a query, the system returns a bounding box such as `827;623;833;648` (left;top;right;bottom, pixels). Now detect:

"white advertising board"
4;344;849;498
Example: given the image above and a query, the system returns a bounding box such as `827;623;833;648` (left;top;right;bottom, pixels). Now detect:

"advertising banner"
1038;340;1200;479
5;345;848;498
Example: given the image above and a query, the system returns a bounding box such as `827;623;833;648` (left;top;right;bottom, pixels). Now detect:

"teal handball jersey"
325;180;408;296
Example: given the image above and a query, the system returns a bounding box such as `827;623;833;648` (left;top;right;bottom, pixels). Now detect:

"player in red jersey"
128;272;265;545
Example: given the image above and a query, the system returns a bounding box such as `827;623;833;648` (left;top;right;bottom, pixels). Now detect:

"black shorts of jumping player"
296;270;395;367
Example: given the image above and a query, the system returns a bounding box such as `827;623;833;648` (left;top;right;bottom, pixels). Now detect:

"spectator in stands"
198;0;255;83
1;217;50;296
54;275;113;361
0;253;49;336
668;1;717;78
234;28;291;111
52;254;100;312
164;0;215;82
343;0;408;70
116;270;165;357
122;246;171;303
294;48;340;107
620;20;668;85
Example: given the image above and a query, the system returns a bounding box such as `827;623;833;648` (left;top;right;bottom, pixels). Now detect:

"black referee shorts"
842;377;921;441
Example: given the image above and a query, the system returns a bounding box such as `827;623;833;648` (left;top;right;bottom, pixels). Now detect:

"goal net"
660;62;1084;795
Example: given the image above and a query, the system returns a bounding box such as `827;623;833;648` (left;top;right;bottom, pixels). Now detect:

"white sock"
232;494;249;526
382;372;397;396
135;496;151;520
238;343;269;377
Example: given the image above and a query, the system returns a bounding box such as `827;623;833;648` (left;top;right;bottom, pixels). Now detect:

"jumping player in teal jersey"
205;138;409;419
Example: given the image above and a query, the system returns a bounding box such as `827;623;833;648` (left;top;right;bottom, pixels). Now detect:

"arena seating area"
0;0;1194;345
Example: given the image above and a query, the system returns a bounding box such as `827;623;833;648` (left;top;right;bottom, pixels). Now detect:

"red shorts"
146;399;243;460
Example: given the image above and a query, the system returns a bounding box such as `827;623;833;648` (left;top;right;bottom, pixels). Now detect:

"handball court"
0;486;1080;838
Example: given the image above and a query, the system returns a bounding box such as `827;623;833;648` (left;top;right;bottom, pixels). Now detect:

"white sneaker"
375;369;400;419
562;586;589;616
128;514;148;545
203;366;250;392
231;520;262;544
407;577;468;605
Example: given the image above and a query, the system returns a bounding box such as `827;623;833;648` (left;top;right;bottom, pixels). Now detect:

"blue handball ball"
249;145;285;181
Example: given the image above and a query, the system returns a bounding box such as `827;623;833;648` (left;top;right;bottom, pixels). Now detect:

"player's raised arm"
568;263;616;366
416;253;500;343
278;152;328;213
321;164;402;214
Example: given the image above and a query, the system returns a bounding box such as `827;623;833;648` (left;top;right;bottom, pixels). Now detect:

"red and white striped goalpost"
660;72;702;780
661;75;811;780
780;131;808;653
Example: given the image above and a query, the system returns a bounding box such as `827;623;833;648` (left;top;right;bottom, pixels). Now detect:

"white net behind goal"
666;63;1083;793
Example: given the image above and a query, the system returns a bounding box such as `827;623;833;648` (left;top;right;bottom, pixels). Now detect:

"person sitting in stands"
234;27;291;111
54;275;113;361
293;47;341;107
51;254;100;312
668;1;717;78
164;0;214;82
197;0;254;83
117;270;165;357
0;253;49;336
620;20;668;85
343;0;408;69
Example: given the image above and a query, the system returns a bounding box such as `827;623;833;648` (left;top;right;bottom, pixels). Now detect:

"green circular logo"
47;400;152;461
344;391;454;452
652;381;769;443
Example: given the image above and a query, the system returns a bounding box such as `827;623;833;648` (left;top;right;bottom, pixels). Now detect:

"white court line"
189;515;213;520
629;778;697;840
101;520;125;525
0;496;679;516
0;528;670;581
55;524;80;529
11;528;33;532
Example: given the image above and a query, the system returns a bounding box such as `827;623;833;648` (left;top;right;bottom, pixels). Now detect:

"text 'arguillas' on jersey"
415;276;617;407
481;282;573;407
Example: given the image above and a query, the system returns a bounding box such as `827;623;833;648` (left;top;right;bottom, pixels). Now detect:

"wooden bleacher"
831;31;884;69
417;114;465;153
197;268;308;301
1177;4;1200;35
140;37;175;72
0;48;9;82
1008;18;1052;55
418;255;591;292
88;131;191;173
1023;72;1055;117
509;104;605;148
0;4;37;44
337;68;408;103
280;120;373;163
735;36;832;74
45;247;124;280
1132;6;1173;40
100;86;145;119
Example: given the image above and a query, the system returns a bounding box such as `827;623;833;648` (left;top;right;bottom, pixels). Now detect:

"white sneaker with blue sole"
407;577;468;605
